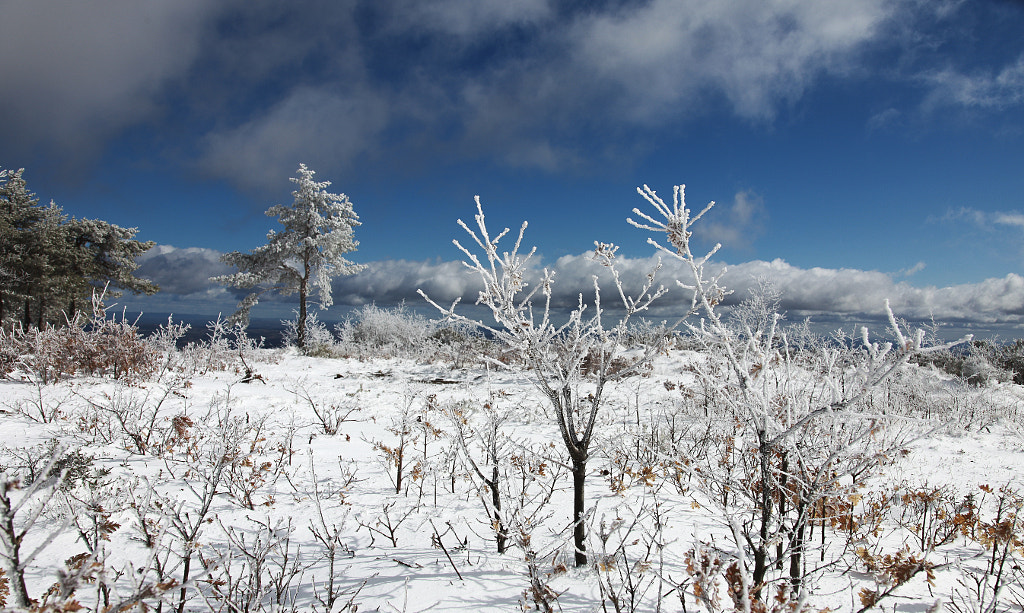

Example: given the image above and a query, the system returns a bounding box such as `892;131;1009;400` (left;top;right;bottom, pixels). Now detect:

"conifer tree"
214;164;366;348
0;167;158;327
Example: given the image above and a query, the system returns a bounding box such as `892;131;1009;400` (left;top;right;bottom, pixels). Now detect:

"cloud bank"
132;246;1024;333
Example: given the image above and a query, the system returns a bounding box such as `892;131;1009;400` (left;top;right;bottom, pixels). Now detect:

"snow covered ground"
2;345;1024;612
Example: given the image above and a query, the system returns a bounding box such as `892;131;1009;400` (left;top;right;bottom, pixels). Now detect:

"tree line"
0;168;158;329
1;164;367;346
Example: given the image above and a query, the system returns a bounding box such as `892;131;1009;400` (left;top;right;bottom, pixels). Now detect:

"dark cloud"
135;245;232;296
0;0;218;165
2;0;962;189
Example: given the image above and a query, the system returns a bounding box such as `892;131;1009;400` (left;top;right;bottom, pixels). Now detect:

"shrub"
282;311;336;356
334;303;437;360
0;296;155;384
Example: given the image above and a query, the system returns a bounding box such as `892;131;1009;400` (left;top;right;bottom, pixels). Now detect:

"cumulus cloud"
390;253;1024;326
136;245;1024;328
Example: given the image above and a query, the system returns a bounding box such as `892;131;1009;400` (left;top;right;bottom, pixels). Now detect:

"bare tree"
420;192;713;566
630;184;971;609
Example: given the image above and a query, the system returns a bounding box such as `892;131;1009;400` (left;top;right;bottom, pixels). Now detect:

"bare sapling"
305;456;360;613
4;376;71;424
420;194;690;567
73;379;184;456
593;492;668;613
200;515;306;612
288;380;360;436
446;397;513;554
413;393;445;507
446;395;565;556
0;452;67;609
155;391;245;613
356;501;416;548
58;461;123;610
946;485;1023;613
1;448;175;611
369;391;423;496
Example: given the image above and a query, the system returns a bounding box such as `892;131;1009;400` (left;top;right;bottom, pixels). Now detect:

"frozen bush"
1;288;155;383
992;339;1024;384
334;303;437;360
961;354;1012;386
282;310;336;356
913;340;1014;386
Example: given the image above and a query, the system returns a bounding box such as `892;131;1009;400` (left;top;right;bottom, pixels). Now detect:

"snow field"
1;347;1024;612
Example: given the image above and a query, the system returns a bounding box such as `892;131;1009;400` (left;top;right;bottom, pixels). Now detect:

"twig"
430;519;464;581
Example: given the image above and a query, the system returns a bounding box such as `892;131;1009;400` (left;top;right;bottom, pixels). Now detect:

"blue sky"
2;0;1023;337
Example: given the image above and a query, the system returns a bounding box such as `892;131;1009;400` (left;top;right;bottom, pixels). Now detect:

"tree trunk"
176;552;192;613
777;453;789;569
492;463;507;554
572;457;587;567
752;435;771;600
1;489;32;608
789;500;807;595
297;276;308;349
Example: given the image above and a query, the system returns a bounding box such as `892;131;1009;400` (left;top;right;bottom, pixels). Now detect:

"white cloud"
922;54;1024;111
939;206;1024;234
995;212;1024;230
899;261;926;277
567;0;894;122
139;246;1024;327
700;190;768;249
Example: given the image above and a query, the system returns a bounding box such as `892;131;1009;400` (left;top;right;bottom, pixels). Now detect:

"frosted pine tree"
214;164;366;348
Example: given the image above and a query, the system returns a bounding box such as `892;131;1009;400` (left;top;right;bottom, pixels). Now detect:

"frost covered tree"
420;196;703;567
214;164;366;348
630;185;970;608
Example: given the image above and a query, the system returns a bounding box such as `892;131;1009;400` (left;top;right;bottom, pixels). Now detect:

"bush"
282;311;336;356
334;303;437;360
0;309;155;384
913;340;1014;386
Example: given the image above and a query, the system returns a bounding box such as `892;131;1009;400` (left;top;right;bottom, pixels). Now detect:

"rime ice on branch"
419;189;718;567
213;164;366;348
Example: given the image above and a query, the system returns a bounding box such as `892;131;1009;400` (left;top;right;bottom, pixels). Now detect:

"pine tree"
0;168;41;324
0;167;158;327
61;217;159;319
214;164;366;348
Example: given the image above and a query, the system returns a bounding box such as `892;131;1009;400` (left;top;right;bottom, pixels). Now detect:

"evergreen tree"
0;168;41;324
214;164;366;348
0;167;158;327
